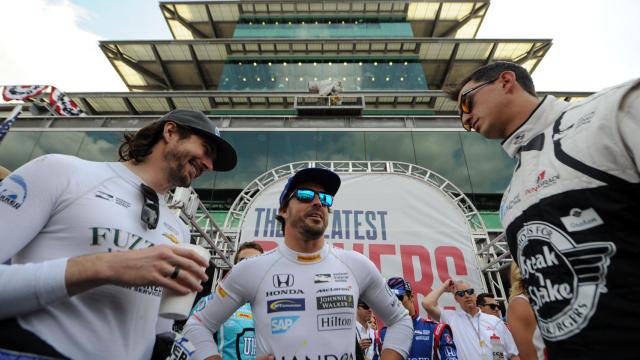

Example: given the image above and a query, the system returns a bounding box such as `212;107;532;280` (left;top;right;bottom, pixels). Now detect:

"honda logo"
273;274;294;288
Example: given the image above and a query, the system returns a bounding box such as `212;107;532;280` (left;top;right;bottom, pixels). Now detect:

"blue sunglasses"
289;188;333;207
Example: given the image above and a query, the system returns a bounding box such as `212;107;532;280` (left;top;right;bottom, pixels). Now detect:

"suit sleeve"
618;80;640;172
437;325;458;360
182;260;256;360
0;155;72;319
348;253;413;358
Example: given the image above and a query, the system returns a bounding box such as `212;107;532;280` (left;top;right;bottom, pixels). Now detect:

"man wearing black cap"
0;109;236;359
183;167;413;360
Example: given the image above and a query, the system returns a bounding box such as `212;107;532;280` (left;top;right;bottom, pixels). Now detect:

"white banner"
238;173;485;315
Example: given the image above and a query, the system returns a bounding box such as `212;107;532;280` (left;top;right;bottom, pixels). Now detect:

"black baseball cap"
158;109;237;171
278;168;341;208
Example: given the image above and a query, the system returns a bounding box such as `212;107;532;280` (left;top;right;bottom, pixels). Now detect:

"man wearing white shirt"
356;300;377;360
422;280;519;360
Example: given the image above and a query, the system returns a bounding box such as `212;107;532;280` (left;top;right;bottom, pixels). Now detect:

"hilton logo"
317;313;353;331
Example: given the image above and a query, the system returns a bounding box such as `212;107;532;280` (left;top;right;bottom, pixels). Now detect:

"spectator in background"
356;300;378;360
381;277;457;360
506;262;545;360
0;165;10;180
190;241;264;360
422;279;519;360
476;293;501;319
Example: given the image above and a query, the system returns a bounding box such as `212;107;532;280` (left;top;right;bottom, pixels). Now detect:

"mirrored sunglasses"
454;288;475;297
289;188;333;207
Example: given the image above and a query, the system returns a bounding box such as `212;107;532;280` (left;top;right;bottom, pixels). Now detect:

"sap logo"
266;289;305;297
273;274;294;288
267;298;305;313
0;174;27;210
271;316;299;334
317;313;353;331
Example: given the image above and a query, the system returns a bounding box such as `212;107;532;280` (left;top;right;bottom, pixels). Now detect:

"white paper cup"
159;243;210;320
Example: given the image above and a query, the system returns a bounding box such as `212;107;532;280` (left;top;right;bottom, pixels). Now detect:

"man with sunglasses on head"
0;109;236;359
380;277;457;360
423;280;518;360
449;61;640;358
183;167;413;360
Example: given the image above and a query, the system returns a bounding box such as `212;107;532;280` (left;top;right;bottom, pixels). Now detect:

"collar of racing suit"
278;242;330;264
501;95;570;158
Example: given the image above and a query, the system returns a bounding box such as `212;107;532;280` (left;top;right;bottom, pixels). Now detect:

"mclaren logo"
273;274;294;288
516;221;615;341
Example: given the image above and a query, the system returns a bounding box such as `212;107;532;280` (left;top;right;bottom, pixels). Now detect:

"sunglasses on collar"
288;188;333;207
140;183;159;230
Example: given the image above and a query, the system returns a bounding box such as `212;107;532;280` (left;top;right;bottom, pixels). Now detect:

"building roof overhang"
159;0;490;39
1;90;587;117
99;38;552;91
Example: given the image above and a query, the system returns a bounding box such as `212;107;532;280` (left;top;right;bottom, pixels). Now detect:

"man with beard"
423;280;518;360
0;109;236;359
183;167;413;360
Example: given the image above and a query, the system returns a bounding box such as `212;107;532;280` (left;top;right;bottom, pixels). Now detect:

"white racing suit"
499;79;640;358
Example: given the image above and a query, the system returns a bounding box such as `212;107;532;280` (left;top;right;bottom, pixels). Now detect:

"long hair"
118;121;193;163
509;261;528;301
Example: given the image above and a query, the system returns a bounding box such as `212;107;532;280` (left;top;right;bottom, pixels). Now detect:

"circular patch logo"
517;221;615;341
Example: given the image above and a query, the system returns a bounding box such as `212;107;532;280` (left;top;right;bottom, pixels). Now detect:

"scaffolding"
221;160;509;302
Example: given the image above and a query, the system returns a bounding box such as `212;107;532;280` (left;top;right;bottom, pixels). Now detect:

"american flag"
0;106;22;143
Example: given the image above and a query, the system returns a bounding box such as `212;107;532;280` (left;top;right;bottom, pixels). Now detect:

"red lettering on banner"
435;246;468;282
368;244;395;272
333;242;344;249
400;245;434;311
255;240;278;252
351;243;364;255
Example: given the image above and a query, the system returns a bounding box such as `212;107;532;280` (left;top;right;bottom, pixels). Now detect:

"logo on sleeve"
0;174;27;209
517;221;615;341
267;298;305;313
271;316;299;334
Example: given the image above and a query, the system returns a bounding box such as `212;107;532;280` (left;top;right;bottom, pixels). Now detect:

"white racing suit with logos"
182;243;413;360
499;79;640;358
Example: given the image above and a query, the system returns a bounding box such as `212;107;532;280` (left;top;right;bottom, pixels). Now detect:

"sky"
1;0;639;92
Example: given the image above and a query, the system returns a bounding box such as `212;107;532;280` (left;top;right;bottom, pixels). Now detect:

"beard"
164;147;193;188
290;210;328;241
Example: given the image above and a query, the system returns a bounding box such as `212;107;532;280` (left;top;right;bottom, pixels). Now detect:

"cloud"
0;0;126;92
479;0;640;91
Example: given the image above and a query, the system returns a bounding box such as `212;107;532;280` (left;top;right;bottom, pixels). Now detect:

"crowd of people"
1;61;638;359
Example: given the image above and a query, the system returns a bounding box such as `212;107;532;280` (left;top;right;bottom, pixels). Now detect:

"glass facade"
0;130;514;209
218;61;426;91
234;22;413;38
